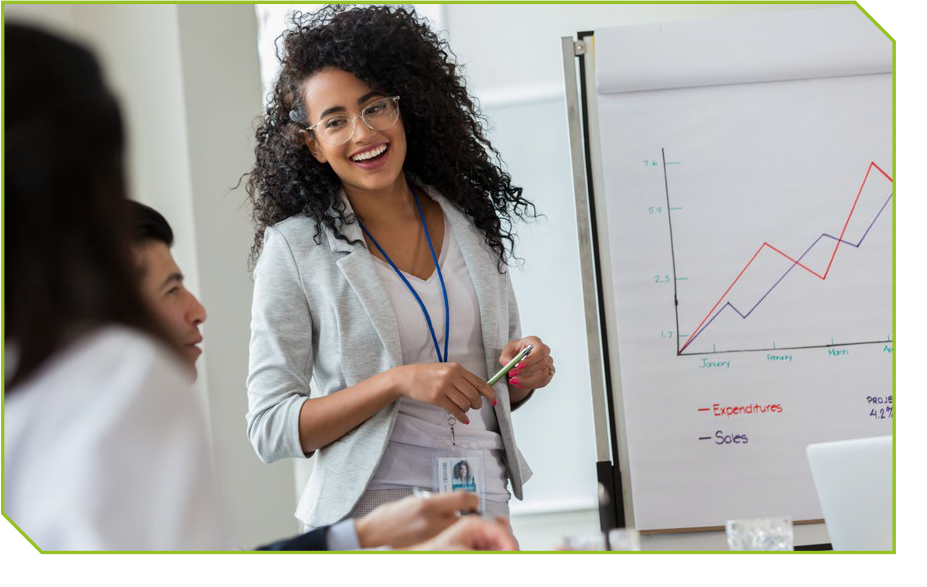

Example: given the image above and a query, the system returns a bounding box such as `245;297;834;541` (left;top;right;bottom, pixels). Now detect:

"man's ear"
300;129;327;164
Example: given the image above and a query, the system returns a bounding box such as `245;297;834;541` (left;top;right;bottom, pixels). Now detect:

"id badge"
433;453;485;514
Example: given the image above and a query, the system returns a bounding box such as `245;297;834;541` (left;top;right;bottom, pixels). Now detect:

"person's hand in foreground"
410;516;519;551
355;491;483;549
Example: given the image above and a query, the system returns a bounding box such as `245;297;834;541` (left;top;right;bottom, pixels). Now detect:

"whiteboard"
588;6;893;531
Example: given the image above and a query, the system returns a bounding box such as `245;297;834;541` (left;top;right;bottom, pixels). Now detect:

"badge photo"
435;454;485;512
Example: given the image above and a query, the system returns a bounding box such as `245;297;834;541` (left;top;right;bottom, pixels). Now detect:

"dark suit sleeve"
255;526;330;551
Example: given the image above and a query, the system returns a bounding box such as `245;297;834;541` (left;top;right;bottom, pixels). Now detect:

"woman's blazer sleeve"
505;271;536;411
246;226;314;462
505;270;522;343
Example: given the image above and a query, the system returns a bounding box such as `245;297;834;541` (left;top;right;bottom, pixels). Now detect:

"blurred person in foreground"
4;22;223;551
3;22;516;552
127;201;518;551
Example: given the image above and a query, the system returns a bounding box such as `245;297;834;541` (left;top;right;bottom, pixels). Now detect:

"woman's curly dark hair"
246;5;535;271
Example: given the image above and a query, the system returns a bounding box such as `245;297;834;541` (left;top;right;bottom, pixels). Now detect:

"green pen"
487;344;534;386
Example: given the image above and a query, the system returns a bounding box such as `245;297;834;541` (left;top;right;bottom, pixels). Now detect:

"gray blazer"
246;188;533;527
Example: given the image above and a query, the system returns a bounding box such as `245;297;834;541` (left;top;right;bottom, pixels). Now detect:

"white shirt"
4;327;226;551
367;220;510;501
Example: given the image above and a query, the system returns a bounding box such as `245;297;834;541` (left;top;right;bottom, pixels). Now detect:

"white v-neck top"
367;220;510;501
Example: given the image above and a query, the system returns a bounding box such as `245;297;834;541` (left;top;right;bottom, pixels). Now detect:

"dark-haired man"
129;202;206;378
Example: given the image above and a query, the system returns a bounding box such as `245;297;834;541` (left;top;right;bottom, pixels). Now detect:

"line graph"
663;150;893;356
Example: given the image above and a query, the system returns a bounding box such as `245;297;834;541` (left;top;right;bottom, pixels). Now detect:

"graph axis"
662;149;892;357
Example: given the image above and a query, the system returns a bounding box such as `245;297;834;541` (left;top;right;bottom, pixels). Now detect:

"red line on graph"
679;162;892;353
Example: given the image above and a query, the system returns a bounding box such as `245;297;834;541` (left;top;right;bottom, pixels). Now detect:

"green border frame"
0;0;898;556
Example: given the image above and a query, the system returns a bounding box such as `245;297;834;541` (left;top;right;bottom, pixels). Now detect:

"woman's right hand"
390;363;497;423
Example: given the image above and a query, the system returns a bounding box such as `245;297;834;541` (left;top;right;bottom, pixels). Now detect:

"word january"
699;359;730;369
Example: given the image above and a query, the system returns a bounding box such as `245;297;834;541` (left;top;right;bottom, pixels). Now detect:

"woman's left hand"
498;336;554;391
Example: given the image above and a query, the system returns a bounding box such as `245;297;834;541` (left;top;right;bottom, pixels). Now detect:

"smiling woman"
245;4;557;532
247;5;534;270
299;70;408;198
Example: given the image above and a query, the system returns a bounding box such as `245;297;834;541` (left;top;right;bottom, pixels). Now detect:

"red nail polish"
492;399;498;406
518;362;527;369
510;377;519;385
464;418;470;425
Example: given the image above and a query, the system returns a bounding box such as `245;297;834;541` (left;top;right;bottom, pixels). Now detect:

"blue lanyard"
357;186;449;363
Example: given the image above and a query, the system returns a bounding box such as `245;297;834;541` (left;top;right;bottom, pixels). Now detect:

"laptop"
806;435;893;551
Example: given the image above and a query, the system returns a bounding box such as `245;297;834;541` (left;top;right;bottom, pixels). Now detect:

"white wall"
446;3;821;104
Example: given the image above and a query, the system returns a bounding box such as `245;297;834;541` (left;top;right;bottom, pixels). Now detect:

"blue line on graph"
683;191;892;351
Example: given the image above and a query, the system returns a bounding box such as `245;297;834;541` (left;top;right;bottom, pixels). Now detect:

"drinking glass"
726;517;794;551
560;528;641;551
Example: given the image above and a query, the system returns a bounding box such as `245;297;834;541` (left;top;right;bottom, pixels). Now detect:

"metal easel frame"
561;31;635;532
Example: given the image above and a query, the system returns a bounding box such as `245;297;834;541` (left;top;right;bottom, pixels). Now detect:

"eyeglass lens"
314;97;399;145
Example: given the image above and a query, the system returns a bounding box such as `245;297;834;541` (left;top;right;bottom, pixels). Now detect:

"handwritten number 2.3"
655;274;671;284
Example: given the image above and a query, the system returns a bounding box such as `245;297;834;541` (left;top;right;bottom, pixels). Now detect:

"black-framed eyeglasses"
307;95;401;146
